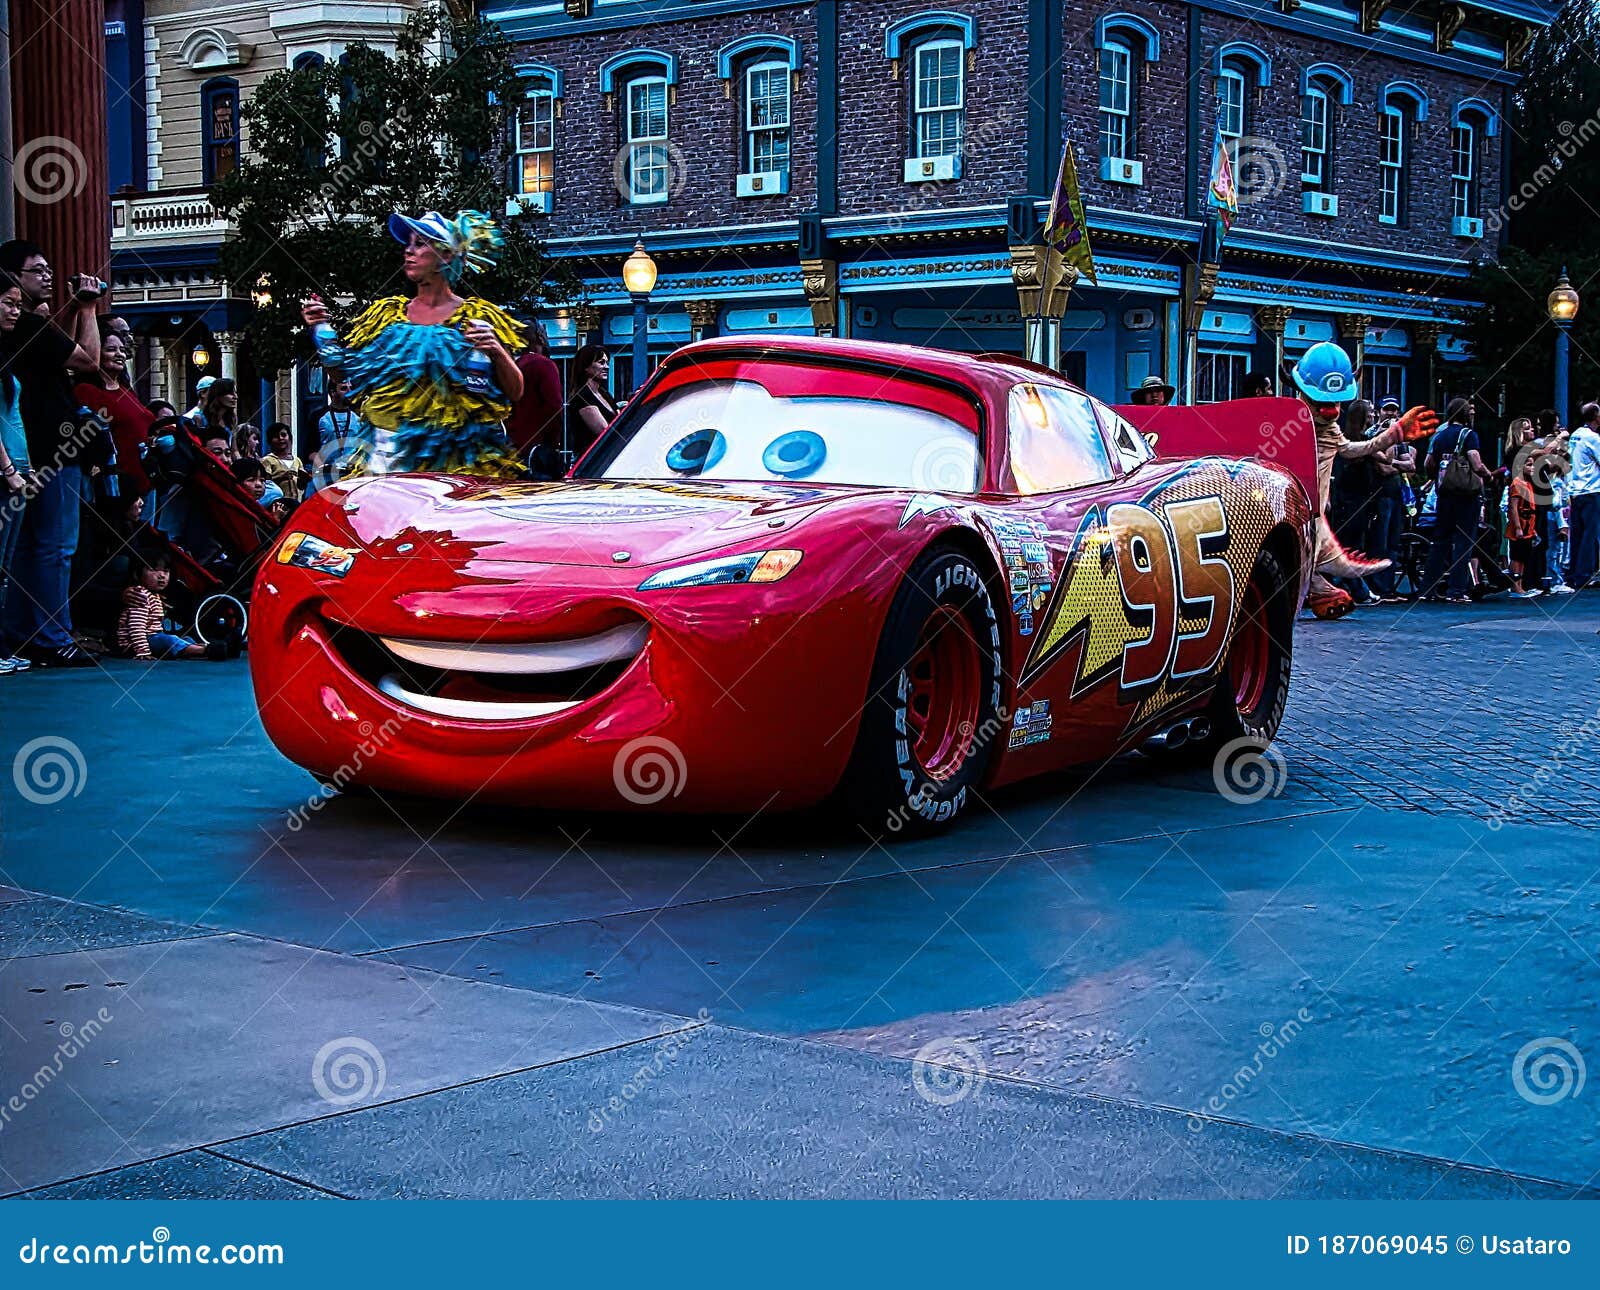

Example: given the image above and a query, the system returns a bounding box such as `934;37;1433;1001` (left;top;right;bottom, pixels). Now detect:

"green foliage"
1457;0;1600;420
211;5;574;373
1461;248;1600;420
1503;0;1600;255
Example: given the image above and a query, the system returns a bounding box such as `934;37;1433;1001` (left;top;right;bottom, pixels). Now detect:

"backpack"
1439;426;1481;494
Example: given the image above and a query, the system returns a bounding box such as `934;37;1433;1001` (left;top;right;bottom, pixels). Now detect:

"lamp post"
1548;267;1581;427
622;239;658;392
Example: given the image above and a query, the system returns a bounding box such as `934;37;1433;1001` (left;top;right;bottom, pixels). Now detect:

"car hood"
323;474;874;568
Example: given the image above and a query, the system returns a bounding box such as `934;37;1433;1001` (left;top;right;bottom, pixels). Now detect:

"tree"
1458;0;1600;418
211;5;574;374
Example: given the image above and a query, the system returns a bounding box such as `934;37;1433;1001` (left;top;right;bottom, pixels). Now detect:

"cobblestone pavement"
1;593;1596;1198
1277;596;1600;828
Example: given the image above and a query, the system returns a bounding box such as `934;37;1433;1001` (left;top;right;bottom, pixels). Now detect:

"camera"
68;273;108;302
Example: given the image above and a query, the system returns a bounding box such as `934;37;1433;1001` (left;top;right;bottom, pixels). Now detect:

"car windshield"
592;361;983;492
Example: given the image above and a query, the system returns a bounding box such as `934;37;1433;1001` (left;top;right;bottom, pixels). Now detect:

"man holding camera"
0;240;105;668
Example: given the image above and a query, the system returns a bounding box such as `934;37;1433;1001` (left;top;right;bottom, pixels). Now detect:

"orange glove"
1392;405;1439;443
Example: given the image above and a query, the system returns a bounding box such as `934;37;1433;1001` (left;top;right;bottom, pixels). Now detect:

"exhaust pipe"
1141;719;1191;754
1188;717;1212;743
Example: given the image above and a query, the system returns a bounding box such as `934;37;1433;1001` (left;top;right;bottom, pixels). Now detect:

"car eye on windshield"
762;430;827;479
665;427;727;475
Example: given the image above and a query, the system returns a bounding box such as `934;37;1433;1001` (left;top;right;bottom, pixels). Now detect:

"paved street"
3;595;1597;1199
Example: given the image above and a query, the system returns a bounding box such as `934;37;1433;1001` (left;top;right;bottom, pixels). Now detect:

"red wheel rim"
905;606;981;780
1229;581;1270;715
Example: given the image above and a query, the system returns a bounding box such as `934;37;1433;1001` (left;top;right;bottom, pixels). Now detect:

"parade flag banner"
1042;139;1097;284
1206;124;1239;242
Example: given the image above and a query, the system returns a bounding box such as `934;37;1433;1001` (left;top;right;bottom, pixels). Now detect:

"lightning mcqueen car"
252;337;1316;829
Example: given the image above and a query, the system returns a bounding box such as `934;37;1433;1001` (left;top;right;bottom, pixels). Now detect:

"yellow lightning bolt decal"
1019;507;1143;693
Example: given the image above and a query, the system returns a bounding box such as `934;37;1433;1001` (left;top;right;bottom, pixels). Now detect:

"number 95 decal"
1107;496;1235;692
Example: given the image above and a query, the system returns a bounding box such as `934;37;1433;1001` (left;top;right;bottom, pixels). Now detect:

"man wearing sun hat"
1129;375;1174;406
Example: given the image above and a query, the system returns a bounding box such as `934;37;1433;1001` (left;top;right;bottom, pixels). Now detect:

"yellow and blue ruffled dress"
322;295;526;477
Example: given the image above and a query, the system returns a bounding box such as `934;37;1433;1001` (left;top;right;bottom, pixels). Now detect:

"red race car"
252;337;1315;828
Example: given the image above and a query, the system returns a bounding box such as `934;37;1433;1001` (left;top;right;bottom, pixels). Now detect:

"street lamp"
1548;267;1581;426
622;239;657;391
191;344;211;370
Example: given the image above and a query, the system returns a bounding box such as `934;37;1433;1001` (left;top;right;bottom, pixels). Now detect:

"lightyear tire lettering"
841;546;1002;832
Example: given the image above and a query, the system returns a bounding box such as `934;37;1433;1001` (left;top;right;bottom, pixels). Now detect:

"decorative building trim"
179;26;253;71
716;34;801;80
1452;96;1499;136
1381;79;1431;120
883;10;977;60
1298;61;1354;103
598;47;678;93
515;59;564;98
1094;13;1161;60
144;24;163;188
1214;40;1272;86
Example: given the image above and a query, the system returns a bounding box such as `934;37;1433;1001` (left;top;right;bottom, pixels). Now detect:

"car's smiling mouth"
328;619;648;721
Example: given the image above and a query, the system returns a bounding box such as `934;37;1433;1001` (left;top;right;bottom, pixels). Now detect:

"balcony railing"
111;190;232;246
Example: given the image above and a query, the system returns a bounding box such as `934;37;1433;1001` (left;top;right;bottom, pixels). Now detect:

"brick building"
488;0;1557;406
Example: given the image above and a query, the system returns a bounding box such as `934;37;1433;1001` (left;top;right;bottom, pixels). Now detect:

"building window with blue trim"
625;74;670;204
1099;40;1133;162
1450;122;1477;220
514;77;556;201
1195;349;1248;403
912;39;964;159
202;78;240;185
1363;361;1406;408
1301;85;1331;191
745;61;791;176
1379;106;1407;225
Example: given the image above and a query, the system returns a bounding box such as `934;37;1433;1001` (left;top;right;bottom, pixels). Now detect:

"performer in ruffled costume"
300;210;526;477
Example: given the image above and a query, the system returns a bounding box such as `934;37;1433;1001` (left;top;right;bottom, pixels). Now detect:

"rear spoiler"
1113;396;1318;506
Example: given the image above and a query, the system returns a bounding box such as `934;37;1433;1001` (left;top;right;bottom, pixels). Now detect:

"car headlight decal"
637;549;802;591
276;532;357;578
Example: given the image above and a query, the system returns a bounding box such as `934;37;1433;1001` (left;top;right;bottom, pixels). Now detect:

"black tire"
841;547;1003;832
1195;546;1295;751
193;592;248;646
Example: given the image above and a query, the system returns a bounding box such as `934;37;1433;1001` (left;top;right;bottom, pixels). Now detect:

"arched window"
512;71;558;209
1450;101;1496;231
884;11;975;179
1094;15;1159;177
201;77;240;185
625;74;670;204
1215;42;1270;167
292;51;325;71
718;36;800;191
600;50;677;206
1298;64;1351;196
1378;83;1429;227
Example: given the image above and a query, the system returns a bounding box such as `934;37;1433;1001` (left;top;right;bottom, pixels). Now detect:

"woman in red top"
1506;447;1542;599
74;326;155;497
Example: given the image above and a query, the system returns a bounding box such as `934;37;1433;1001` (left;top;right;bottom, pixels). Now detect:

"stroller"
142;421;284;643
1397;484;1513;600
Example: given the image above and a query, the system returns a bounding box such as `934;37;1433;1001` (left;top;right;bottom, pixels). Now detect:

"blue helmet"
1291;341;1359;403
